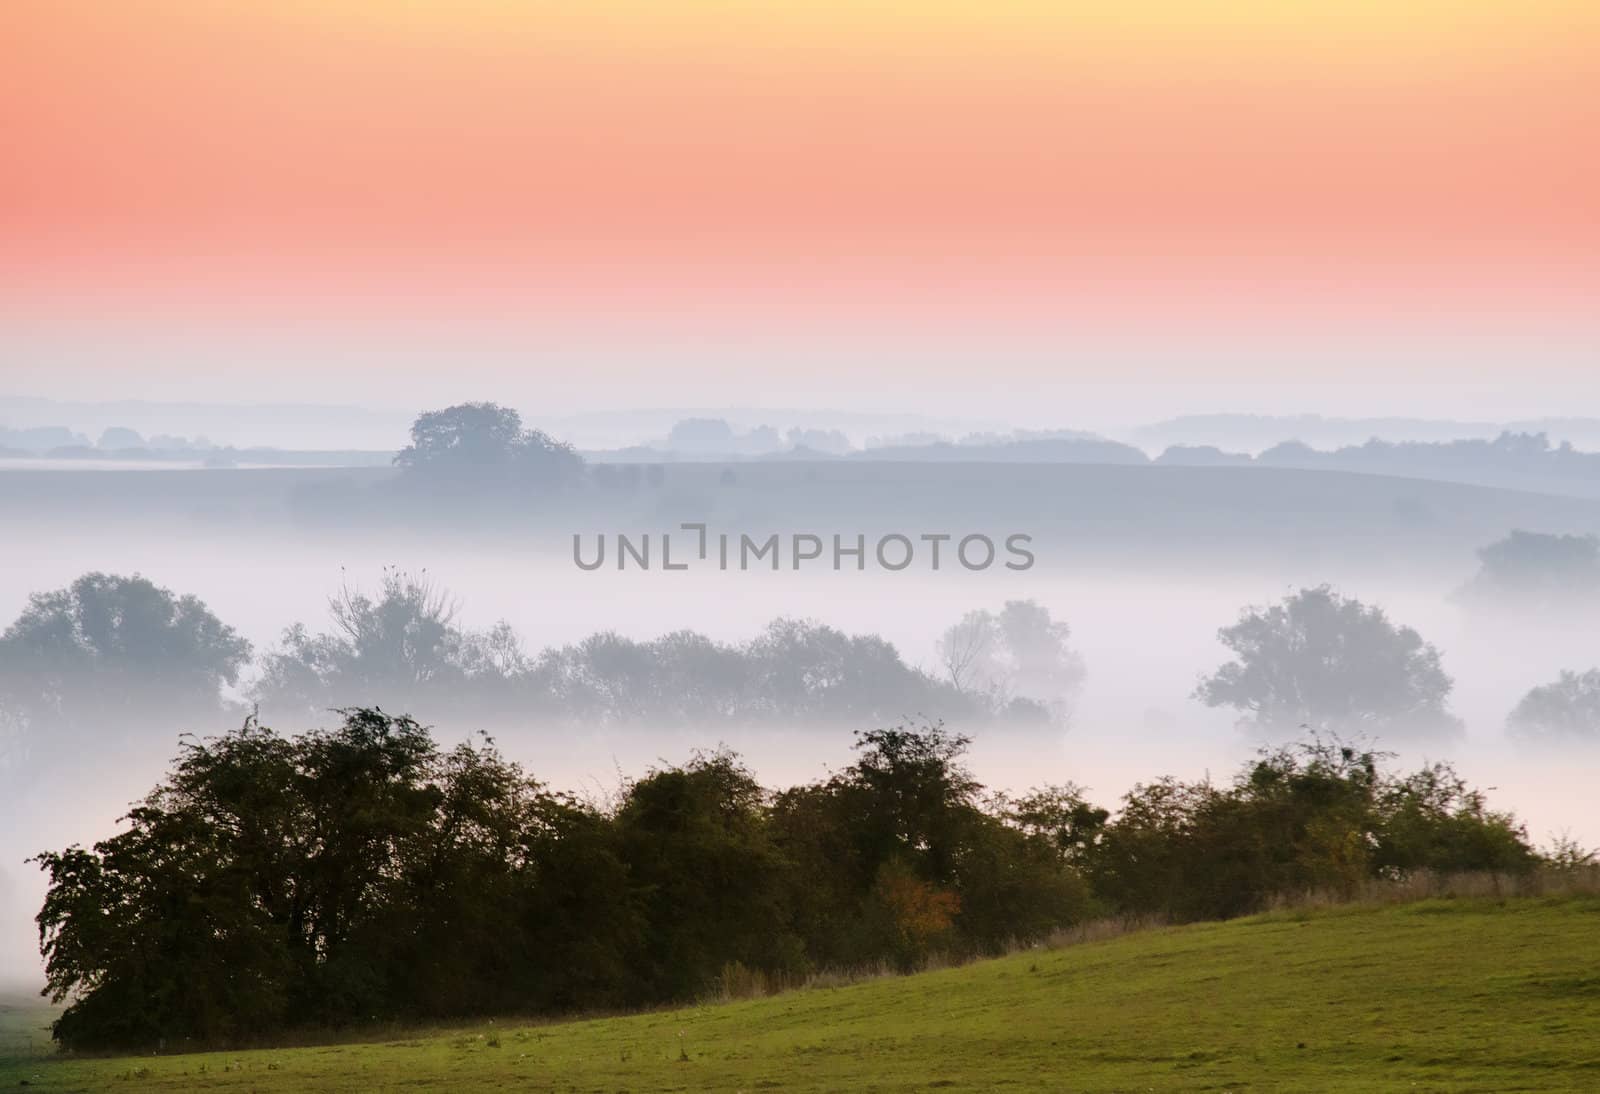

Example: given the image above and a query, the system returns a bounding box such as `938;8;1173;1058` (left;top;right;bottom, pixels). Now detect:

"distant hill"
1157;432;1600;499
1125;414;1600;454
849;435;1146;464
0;397;411;452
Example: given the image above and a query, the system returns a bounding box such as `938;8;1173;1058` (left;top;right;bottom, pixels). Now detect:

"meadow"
3;894;1597;1092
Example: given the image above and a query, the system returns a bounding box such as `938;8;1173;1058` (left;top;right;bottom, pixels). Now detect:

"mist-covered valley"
4;428;1599;994
8;1;1600;1074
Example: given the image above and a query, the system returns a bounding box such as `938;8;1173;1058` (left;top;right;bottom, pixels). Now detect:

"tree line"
0;570;1076;776
33;708;1547;1051
5;571;1600;786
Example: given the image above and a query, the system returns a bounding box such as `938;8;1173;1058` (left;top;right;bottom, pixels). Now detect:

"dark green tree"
613;752;803;999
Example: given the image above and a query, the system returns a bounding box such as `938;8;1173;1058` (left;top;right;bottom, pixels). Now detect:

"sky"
2;1;1597;414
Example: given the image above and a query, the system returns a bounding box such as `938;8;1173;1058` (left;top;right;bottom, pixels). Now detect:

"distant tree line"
32;710;1544;1051
7;568;1600;785
250;571;1072;729
1158;431;1600;484
835;428;1600;489
0;572;1079;780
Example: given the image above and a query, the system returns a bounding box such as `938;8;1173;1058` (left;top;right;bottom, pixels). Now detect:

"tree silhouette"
1195;586;1460;740
252;568;519;724
394;402;582;487
0;573;250;765
1507;669;1600;742
1458;530;1600;613
935;600;1083;721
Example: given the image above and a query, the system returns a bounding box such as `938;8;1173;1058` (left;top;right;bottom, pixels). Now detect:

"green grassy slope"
4;897;1598;1092
0;1000;57;1064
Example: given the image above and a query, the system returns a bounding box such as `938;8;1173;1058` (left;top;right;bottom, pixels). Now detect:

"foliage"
32;714;1537;1051
0;570;1052;746
0;573;250;769
1507;668;1600;741
252;569;526;724
256;610;995;730
1195;585;1461;740
1459;530;1600;611
393;402;583;488
613;752;801;999
935;600;1084;722
32;709;631;1048
1085;740;1534;921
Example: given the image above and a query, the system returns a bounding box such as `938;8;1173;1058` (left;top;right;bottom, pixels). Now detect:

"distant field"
5;896;1597;1092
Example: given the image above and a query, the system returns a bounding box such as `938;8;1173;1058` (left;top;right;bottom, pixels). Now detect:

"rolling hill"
4;894;1597;1092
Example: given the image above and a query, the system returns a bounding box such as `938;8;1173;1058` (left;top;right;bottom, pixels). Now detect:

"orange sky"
2;1;1597;332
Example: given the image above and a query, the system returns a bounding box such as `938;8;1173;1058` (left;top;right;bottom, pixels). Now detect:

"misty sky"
6;318;1600;433
3;2;1597;424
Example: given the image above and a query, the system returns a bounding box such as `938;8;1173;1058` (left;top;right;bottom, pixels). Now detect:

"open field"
0;999;56;1064
4;895;1597;1092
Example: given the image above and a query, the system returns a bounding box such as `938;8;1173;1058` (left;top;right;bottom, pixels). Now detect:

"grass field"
3;896;1597;1092
0;1000;57;1064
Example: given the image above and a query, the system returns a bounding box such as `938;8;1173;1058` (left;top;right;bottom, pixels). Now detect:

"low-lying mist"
2;515;1597;994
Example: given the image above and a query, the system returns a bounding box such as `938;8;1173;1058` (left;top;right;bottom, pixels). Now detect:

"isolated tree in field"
396;402;522;467
1458;530;1600;612
0;572;250;742
394;401;582;486
1195;586;1460;740
1507;669;1600;742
